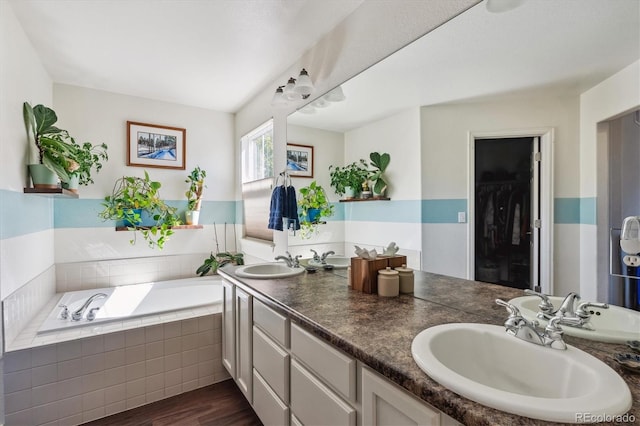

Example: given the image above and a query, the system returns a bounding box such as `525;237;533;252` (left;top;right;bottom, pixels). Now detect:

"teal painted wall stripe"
422;199;467;224
343;200;422;223
53;198;237;228
0;189;53;239
579;197;597;225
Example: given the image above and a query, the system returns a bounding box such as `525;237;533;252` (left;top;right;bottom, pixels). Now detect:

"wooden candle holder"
350;255;407;294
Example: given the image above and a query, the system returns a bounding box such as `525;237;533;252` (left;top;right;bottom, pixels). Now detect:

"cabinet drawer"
253;326;290;403
291;323;356;402
290;360;356;426
253;369;289;426
254;298;289;347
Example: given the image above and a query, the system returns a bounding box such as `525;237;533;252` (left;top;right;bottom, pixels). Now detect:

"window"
241;120;273;183
241;120;274;241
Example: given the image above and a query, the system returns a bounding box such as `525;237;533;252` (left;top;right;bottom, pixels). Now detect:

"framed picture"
286;143;314;178
127;121;186;170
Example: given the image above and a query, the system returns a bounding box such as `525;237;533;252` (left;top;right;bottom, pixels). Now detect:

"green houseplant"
298;181;334;238
185;166;207;225
98;171;181;249
368;151;391;197
196;251;245;276
23;102;107;189
329;159;369;199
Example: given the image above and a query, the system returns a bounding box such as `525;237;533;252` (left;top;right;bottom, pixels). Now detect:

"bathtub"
38;276;222;334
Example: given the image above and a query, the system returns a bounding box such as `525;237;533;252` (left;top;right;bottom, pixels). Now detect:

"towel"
284;185;300;230
268;185;285;230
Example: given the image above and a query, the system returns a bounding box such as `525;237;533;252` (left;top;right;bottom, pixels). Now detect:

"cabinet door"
222;280;235;378
361;366;444;426
236;287;253;403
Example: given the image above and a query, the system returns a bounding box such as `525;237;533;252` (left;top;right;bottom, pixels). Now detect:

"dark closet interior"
475;137;533;289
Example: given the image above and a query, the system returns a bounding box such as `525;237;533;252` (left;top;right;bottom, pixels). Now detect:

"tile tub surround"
3;314;230;426
218;267;640;426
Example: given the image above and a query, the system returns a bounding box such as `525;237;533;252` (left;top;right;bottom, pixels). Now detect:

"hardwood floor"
82;380;262;426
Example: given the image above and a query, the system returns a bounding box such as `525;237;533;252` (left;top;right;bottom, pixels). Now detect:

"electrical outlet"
457;212;466;223
623;255;640;267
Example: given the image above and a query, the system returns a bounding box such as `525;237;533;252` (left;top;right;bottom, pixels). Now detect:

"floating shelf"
339;197;390;203
115;224;204;231
23;187;79;198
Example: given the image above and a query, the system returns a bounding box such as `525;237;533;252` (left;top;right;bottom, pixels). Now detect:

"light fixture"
271;68;315;107
324;86;345;102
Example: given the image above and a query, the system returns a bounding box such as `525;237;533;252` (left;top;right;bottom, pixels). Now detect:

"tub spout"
72;293;107;321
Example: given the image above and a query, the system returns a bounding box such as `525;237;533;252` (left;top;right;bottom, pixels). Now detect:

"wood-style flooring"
82;380;262;426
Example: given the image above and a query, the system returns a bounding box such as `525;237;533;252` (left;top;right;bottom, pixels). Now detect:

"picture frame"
286;143;314;178
127;121;186;170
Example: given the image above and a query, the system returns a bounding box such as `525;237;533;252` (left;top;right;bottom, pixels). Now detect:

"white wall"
581;60;640;302
420;95;580;291
52;84;236;264
0;1;54;301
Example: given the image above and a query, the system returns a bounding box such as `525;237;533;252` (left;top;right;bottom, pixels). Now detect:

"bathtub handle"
87;307;100;321
58;304;69;320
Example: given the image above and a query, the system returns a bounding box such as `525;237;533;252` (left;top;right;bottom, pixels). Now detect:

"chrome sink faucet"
496;299;571;350
320;250;335;263
274;252;301;268
72;293;107;321
524;289;608;329
310;249;321;262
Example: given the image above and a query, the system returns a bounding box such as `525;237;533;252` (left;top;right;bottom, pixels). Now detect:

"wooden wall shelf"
115;224;204;231
339;197;390;203
23;187;79;198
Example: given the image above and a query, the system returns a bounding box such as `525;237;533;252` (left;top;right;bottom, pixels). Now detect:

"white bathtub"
38;276;222;334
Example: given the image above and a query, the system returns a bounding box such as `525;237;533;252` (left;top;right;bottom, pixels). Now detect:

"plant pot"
344;186;356;199
28;164;58;189
123;208;143;227
61;174;80;194
307;208;321;223
185;210;200;225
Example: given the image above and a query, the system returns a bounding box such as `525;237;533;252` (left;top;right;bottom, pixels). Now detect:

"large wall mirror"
286;0;639;306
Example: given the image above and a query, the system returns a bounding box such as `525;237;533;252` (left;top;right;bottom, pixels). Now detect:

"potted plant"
98;171;181;249
62;141;109;193
298;181;334;238
196;251;245;276
368;151;391;197
329;159;369;199
185;166;207;225
23;102;107;189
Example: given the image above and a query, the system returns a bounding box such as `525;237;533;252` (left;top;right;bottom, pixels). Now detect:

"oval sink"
308;255;350;269
508;296;640;343
235;263;305;279
411;323;631;423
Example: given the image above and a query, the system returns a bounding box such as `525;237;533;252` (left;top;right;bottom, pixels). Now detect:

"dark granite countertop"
218;266;639;426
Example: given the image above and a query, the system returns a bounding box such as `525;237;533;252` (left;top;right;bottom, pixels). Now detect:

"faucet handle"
87;307;100;321
293;254;301;268
524;289;554;313
495;299;522;318
575;301;609;319
58;304;69;320
310;249;320;261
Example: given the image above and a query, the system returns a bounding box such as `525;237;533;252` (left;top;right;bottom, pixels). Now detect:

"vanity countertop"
218;266;639;426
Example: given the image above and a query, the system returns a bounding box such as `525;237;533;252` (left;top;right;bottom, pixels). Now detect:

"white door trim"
467;128;554;294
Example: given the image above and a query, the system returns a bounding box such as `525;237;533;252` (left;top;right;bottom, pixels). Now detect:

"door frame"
467;128;555;294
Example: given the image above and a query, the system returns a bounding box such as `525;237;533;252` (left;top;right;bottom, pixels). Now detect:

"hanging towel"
268;185;285;230
283;185;300;230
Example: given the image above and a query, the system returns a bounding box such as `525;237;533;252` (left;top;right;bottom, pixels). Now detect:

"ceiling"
9;0;364;113
289;0;640;132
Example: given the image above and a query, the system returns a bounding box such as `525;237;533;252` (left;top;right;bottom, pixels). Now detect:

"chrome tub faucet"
72;293;107;321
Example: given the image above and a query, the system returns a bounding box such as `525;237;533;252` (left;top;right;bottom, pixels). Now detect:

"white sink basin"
235;263;305;279
508;296;640;343
411;323;631;423
308;255;350;269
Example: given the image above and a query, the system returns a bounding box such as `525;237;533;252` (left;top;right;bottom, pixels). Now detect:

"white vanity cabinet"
361;366;462;426
221;279;253;403
252;299;291;425
290;323;357;426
